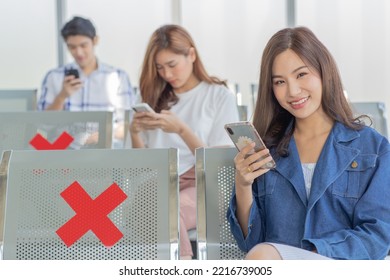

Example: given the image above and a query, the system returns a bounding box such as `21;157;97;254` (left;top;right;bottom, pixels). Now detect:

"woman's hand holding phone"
224;121;276;188
233;141;274;237
225;122;275;237
130;109;186;135
129;111;157;134
130;103;156;134
234;142;274;188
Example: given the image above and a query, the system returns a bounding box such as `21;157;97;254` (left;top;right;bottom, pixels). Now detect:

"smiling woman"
227;26;390;260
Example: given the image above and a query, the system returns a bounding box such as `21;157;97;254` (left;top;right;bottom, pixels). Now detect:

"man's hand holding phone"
61;69;82;98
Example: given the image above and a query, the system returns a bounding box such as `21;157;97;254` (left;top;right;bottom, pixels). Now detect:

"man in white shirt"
38;16;135;148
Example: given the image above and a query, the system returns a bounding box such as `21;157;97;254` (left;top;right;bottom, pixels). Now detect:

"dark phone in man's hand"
64;68;80;79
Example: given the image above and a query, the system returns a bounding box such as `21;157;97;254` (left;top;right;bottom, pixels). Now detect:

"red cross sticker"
29;132;74;150
56;181;128;247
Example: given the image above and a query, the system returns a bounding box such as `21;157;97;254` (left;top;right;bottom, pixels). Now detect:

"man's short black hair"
61;16;96;40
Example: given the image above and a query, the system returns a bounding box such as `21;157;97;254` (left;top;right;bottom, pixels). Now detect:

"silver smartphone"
132;103;155;113
224;121;276;169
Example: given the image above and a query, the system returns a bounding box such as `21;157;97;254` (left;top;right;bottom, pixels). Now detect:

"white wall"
0;0;57;89
296;0;390;133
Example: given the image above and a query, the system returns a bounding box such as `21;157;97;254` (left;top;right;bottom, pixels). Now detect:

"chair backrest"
0;148;179;260
196;147;246;260
351;102;389;138
250;83;258;110
0;89;37;111
122;109;133;148
0;111;113;156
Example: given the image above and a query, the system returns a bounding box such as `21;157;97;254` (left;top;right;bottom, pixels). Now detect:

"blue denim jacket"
227;122;390;259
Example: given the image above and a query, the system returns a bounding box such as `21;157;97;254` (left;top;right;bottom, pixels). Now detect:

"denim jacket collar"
274;122;361;207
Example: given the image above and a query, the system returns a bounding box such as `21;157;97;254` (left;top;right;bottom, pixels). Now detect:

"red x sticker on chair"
56;181;128;247
29;132;74;150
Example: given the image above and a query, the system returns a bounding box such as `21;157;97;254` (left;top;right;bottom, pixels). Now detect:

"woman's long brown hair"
253;26;364;157
139;24;225;112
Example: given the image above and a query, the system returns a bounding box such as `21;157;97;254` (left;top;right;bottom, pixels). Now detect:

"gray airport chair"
351;102;389;138
0;111;113;158
0;89;37;112
196;147;245;260
0;148;179;260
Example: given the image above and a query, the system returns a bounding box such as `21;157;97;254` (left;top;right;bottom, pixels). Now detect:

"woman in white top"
130;24;239;259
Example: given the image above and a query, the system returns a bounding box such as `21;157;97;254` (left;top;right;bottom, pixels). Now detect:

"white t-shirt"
141;81;239;175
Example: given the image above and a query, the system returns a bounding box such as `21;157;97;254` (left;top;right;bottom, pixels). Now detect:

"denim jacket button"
351;161;358;168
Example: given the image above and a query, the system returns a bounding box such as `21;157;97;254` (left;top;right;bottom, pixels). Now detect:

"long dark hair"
253;26;364;157
139;24;225;112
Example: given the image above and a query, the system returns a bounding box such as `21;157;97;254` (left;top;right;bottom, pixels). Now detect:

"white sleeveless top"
302;163;316;198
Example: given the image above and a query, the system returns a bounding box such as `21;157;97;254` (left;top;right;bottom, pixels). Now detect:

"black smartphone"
64;68;80;79
224;121;276;169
